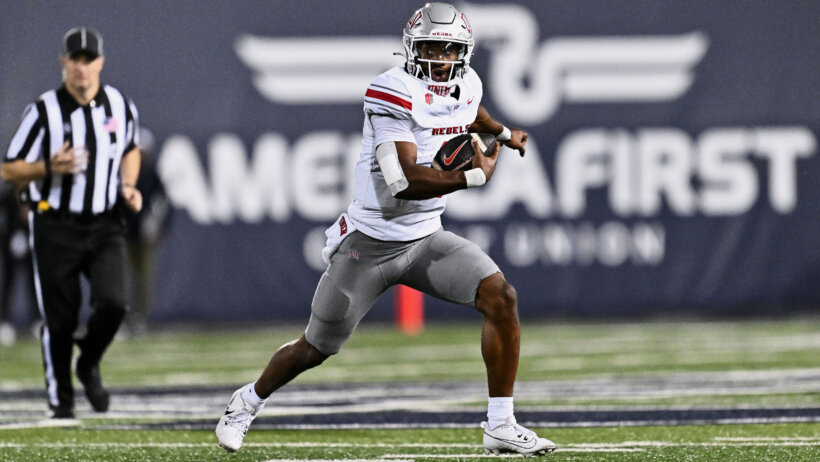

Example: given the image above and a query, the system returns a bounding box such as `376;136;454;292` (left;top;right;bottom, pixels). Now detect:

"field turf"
1;318;819;461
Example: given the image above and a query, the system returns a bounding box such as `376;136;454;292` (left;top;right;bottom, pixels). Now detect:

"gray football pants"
305;229;500;355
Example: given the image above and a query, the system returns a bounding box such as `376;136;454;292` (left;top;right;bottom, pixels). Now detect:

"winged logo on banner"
235;2;708;125
234;35;404;104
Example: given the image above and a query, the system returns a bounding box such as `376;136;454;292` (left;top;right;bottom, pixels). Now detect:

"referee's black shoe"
76;358;110;412
49;406;75;419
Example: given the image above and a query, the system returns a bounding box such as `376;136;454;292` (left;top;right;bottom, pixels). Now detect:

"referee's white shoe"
216;385;264;452
482;417;557;457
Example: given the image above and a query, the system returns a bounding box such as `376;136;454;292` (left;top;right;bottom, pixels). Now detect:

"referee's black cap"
62;27;104;58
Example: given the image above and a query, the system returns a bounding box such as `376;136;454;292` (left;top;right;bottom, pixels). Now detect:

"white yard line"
382;450;645;457
713;436;820;442
2;440;818;448
0;419;81;430
261;460;414;462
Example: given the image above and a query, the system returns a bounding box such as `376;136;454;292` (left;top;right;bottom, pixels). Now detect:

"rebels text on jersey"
348;66;482;242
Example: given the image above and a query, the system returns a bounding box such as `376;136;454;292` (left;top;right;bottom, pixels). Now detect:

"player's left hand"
121;184;143;212
503;129;528;157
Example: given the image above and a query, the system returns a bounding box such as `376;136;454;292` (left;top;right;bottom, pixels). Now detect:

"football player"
217;2;556;457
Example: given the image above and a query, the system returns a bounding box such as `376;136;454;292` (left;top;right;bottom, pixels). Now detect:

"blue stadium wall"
1;1;818;322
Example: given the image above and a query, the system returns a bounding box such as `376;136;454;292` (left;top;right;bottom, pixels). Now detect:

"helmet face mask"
413;41;467;83
402;2;474;84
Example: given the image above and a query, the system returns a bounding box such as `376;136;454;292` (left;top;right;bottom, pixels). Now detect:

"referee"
1;27;142;419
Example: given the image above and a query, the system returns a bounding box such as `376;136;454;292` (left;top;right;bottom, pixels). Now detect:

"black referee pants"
31;211;128;411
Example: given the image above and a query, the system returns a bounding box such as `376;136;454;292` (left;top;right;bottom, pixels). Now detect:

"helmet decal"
408;10;423;30
460;13;471;35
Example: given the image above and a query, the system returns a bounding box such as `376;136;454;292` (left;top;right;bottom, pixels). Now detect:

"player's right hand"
50;141;89;175
470;138;500;183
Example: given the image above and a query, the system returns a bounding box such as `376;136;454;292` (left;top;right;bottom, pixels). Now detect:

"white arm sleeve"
371;115;415;196
376;142;409;196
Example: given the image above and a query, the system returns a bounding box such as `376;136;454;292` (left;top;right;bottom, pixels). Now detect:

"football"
432;133;497;171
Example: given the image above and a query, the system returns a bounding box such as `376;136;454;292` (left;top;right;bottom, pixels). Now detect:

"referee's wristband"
465;168;486;188
496;126;512;141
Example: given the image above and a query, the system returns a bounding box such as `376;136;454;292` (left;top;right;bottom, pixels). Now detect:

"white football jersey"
347;66;482;241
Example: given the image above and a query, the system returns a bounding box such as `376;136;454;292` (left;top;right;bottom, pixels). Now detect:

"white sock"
241;382;267;410
487;397;514;430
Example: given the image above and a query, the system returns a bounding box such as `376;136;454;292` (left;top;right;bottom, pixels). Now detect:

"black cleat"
76;359;110;412
49;406;76;419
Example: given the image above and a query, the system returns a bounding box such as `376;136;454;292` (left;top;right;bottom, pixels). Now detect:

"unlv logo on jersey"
427;85;450;97
425;93;433;105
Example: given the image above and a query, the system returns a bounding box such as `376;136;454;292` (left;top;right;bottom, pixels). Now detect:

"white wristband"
465;168;487;188
496;126;512;141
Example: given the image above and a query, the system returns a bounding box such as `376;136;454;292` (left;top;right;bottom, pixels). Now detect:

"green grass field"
2;424;819;461
1;318;819;461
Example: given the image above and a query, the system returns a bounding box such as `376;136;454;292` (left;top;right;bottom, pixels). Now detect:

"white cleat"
215;385;264;453
482;417;557;457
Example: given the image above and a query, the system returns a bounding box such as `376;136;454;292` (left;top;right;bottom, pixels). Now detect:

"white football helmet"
402;2;475;84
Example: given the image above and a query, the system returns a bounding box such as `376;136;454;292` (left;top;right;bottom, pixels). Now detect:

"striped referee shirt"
5;84;139;215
